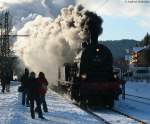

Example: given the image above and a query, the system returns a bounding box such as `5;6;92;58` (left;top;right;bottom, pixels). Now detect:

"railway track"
110;108;147;124
52;87;148;124
125;94;150;106
125;94;150;101
51;88;111;124
74;103;112;124
91;107;147;124
74;103;147;124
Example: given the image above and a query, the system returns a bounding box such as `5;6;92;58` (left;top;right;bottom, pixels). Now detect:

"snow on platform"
0;83;101;124
1;81;150;124
126;81;150;98
115;81;150;124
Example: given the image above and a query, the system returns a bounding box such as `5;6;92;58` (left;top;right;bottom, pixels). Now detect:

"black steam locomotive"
58;10;123;107
58;43;122;107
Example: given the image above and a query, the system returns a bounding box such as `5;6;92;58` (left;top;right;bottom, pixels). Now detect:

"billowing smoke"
82;11;103;44
13;5;103;83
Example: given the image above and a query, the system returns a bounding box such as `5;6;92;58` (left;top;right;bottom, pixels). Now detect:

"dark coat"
37;78;48;95
21;74;29;88
28;78;40;98
1;71;11;85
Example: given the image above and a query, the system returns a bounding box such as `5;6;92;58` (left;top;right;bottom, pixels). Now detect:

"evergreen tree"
140;33;150;47
138;33;150;66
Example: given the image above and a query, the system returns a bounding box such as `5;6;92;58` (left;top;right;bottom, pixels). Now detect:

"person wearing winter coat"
28;72;44;119
36;72;48;112
20;68;30;106
5;70;11;92
0;68;11;93
1;70;7;93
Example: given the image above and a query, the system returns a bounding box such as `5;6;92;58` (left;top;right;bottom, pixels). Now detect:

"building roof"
133;47;144;52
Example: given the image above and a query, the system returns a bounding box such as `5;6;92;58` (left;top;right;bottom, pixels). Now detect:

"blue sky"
77;0;150;41
101;15;149;41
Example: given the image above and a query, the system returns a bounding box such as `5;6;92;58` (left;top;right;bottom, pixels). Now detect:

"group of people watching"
20;68;48;119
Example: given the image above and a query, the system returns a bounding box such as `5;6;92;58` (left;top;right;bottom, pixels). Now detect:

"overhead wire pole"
4;11;9;57
0;11;4;57
0;11;10;57
0;11;29;57
0;11;29;80
0;12;2;56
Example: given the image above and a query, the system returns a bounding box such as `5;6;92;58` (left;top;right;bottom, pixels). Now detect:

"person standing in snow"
28;72;44;119
0;67;11;93
1;69;7;93
20;68;30;106
36;72;48;112
5;68;12;92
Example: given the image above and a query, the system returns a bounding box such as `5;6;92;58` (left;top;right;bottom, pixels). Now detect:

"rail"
111;108;147;124
125;94;150;101
74;103;112;124
124;94;150;106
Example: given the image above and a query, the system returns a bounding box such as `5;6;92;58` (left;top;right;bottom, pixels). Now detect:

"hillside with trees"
100;39;138;59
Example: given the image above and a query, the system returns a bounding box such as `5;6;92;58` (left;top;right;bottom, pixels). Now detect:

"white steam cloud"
13;5;91;83
0;0;78;83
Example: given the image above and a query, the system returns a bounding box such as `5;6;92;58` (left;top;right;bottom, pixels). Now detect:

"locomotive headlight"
96;48;100;52
114;74;117;79
81;74;87;79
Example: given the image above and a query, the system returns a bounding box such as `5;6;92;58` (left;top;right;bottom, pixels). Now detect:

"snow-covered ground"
0;82;101;124
0;80;150;124
93;108;140;124
115;80;150;124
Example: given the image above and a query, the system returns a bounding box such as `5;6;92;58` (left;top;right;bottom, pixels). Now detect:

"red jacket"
37;78;48;95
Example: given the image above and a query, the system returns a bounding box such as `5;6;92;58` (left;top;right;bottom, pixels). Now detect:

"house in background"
129;47;150;81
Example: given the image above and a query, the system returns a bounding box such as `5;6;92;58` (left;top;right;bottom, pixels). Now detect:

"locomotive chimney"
83;11;103;45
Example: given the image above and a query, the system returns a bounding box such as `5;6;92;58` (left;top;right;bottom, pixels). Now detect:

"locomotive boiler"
58;43;122;107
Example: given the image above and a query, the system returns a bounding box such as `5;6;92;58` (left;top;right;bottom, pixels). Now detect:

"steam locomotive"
58;42;123;107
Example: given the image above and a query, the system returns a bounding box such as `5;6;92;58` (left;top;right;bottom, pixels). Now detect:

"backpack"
18;85;24;92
